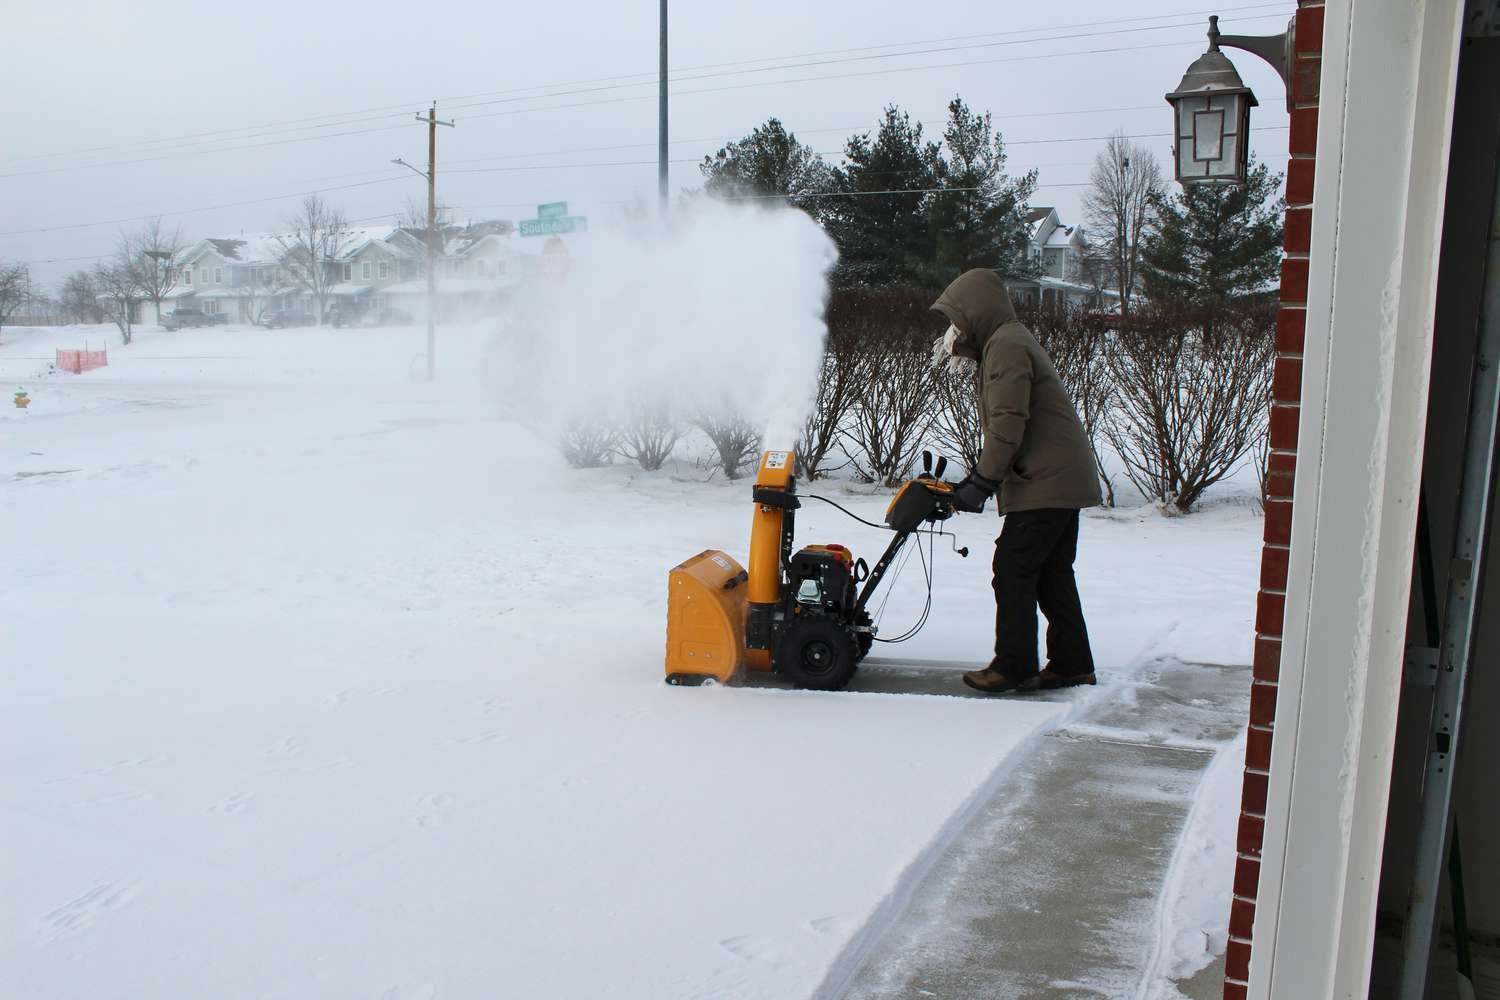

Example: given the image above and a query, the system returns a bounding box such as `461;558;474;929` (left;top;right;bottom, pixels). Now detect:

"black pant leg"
992;509;1070;678
1036;509;1095;675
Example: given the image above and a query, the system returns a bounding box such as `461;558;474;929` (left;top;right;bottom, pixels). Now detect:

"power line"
3;124;1290;241
455;32;1284;126
1;13;1285;181
0;2;1283;170
0;176;413;238
441;15;1284;116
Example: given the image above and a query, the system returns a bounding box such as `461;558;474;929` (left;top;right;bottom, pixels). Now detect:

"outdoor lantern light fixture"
1167;15;1294;187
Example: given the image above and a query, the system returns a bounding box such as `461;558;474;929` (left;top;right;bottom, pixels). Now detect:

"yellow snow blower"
664;449;965;691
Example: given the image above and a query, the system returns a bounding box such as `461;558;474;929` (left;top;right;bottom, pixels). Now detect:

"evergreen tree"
927;97;1038;285
699;118;834;218
1139;157;1283;323
825;106;941;287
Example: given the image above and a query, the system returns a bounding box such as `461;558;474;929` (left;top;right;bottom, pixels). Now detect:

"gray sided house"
1007;206;1118;309
324;229;427;321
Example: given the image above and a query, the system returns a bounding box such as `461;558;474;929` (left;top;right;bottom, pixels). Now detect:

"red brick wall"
1225;2;1324;997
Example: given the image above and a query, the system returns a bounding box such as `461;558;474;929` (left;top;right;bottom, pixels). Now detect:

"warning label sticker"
711;555;731;571
765;452;789;470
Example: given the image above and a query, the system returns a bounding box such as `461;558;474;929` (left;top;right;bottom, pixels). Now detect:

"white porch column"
1249;1;1465;997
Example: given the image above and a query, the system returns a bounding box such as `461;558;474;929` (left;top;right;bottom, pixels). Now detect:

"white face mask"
931;324;977;375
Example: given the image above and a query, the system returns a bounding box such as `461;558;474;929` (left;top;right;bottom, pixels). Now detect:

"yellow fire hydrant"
14;389;30;409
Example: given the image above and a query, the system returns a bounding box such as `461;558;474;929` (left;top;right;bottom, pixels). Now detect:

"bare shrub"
1023;299;1119;507
837;287;939;487
1105;301;1274;513
930;368;982;473
557;418;617;468
1253;424;1271;513
615;401;681;471
796;320;860;479
696;410;762;480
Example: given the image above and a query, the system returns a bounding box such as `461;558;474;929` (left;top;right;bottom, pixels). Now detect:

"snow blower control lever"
664;449;965;691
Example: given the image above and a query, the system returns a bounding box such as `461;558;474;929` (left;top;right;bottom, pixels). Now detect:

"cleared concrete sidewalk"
820;659;1250;1000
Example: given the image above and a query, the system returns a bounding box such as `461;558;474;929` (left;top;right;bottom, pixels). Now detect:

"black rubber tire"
776;620;860;691
854;611;874;662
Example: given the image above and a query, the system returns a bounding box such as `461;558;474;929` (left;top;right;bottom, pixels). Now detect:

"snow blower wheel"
776;620;860;691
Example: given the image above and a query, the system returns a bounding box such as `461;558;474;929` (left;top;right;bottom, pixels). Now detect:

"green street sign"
519;216;588;237
537;201;568;219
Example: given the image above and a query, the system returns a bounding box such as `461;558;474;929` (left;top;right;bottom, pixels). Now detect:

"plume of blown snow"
486;200;836;455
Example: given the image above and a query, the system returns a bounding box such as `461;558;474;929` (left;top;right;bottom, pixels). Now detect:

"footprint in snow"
263;736;303;757
451;728;507;746
808;915;848;936
39;881;140;940
206;792;254;816
379;985;436;1000
718;934;791;968
412;794;451;829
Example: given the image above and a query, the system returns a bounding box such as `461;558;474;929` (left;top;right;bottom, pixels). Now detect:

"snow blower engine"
664;449;965;691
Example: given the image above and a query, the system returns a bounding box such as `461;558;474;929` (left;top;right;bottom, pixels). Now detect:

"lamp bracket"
1219;17;1295;99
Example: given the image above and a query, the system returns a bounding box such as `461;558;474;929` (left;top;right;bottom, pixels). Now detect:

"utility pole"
658;0;668;211
397;102;454;382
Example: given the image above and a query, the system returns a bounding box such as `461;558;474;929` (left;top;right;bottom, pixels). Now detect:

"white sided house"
1007;206;1116;309
148;219;540;327
324;229;428;321
380;222;523;321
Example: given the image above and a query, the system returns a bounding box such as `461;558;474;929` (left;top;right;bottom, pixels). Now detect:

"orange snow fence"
56;349;108;374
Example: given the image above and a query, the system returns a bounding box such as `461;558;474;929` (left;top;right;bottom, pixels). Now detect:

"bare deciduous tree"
696;410;762;480
235;266;278;326
123;217;182;326
0;260;29;344
276;195;353;323
92;255;143;344
1105;302;1274;513
615;401;681;471
59;270;104;324
1082;131;1162;315
395;196;453;233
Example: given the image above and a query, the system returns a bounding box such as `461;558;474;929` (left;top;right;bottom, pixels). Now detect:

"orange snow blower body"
664;449;958;691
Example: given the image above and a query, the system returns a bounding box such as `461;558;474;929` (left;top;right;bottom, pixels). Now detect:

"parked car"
361;306;414;327
161;308;213;331
261;309;313;329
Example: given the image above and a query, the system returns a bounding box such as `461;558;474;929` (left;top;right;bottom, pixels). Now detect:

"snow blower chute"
664;449;965;691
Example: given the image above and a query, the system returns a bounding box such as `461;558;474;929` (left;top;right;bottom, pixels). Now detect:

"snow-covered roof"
1025;206;1054;225
1044;225;1077;248
327;283;376;296
197;234;292;265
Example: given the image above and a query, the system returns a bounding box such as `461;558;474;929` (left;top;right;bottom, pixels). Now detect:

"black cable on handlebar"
802;493;894;532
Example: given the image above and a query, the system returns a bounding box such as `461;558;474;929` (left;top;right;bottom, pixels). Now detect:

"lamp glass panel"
1193;109;1226;161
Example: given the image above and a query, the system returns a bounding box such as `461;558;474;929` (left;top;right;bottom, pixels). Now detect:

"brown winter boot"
1031;666;1098;690
962;665;1039;694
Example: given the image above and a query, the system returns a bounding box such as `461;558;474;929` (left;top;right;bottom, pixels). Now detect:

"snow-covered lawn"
2;324;1261;998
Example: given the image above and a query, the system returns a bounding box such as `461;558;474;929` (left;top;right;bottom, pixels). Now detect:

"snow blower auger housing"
665;449;959;691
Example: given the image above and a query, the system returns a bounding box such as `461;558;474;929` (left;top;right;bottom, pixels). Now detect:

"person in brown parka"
931;269;1102;694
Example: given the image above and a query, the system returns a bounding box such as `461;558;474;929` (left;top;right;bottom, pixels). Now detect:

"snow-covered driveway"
2;325;1259;998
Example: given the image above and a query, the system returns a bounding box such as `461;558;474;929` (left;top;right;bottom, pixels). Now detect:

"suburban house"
1007;206;1117;308
377;221;526;320
151;220;526;325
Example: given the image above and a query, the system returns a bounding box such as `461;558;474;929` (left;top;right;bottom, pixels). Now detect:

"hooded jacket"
932;269;1102;514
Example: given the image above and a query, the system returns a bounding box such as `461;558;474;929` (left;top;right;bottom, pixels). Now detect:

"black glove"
951;472;999;513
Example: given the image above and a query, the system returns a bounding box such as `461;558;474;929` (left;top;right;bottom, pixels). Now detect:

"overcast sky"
0;0;1292;290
